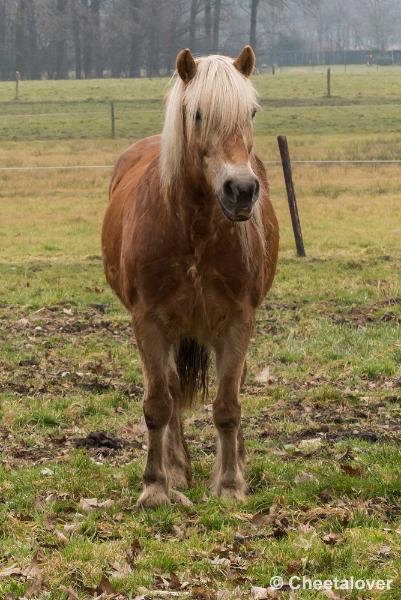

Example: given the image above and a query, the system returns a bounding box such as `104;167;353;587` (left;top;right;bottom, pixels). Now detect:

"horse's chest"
176;262;250;335
134;224;261;337
140;251;255;322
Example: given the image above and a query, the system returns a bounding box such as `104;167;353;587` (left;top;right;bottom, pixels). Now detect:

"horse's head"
161;46;260;222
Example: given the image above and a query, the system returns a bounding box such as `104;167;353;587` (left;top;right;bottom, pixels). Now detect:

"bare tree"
54;0;69;79
204;0;212;52
71;0;82;78
129;0;142;77
15;0;39;78
249;0;259;49
0;1;6;79
189;0;199;50
356;0;398;50
212;0;222;51
1;0;401;81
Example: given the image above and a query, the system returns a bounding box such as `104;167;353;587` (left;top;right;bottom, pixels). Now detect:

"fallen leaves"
322;533;342;546
251;504;290;539
340;463;363;477
192;585;216;600
0;565;27;579
324;591;342;600
377;543;392;558
60;586;80;600
55;529;69;546
155;572;183;591
250;586;284;599
96;575;119;595
25;573;44;599
0;554;44;597
125;538;141;567
79;497;114;512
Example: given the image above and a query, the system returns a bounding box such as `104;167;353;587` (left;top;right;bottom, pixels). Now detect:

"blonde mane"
160;54;258;187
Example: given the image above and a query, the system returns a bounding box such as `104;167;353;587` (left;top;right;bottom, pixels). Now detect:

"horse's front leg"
134;319;173;508
211;321;252;501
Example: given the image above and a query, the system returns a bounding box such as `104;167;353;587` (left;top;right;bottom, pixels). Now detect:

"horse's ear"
234;45;256;78
176;48;197;83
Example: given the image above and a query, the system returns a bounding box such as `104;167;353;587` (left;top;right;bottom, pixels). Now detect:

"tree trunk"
82;0;93;77
26;0;39;78
204;0;212;53
71;0;82;78
129;0;141;77
212;0;221;53
146;0;159;76
55;0;68;79
15;0;27;76
91;0;102;77
250;0;260;51
129;39;140;77
0;1;7;79
189;0;197;51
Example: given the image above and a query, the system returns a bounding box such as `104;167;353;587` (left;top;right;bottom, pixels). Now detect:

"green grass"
2;67;401;141
3;102;401;141
0;71;401;598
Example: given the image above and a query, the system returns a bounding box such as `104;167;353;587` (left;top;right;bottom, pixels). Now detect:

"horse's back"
109;135;161;196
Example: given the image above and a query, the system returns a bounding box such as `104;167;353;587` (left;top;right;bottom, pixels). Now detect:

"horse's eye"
252;109;257;119
195;110;202;123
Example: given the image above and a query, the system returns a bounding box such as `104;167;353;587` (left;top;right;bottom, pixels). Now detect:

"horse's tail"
175;338;209;407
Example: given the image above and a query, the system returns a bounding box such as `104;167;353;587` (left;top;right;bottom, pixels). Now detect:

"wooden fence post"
15;71;20;101
277;135;306;257
327;67;331;98
110;101;115;139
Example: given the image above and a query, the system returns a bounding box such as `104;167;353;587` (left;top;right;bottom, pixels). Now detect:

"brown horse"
102;46;279;508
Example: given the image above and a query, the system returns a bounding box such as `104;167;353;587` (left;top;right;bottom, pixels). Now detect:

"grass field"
0;69;401;599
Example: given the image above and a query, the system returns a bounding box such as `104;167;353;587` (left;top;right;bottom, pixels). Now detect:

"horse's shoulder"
249;153;279;291
109;135;161;196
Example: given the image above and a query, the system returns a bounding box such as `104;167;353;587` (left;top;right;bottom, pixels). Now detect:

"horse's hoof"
169;466;191;490
211;477;247;502
171;489;193;507
136;484;171;509
219;486;246;502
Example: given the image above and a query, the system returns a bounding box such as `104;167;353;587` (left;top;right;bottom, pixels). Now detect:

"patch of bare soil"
0;303;143;398
322;297;401;328
0;422;148;468
242;389;401;446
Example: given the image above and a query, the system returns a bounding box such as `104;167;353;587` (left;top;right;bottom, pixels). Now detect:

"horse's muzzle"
219;177;260;222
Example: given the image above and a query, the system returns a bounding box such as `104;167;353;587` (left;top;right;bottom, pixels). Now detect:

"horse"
102;45;279;508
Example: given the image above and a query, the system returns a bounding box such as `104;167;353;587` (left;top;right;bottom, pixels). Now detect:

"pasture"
0;67;401;599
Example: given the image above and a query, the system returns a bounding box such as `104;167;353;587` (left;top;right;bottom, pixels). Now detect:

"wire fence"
1;160;401;172
0;100;164;141
1;97;401;169
1;84;400;141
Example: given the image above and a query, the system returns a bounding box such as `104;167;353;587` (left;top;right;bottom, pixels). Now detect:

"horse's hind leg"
166;366;192;489
211;322;251;501
134;319;173;508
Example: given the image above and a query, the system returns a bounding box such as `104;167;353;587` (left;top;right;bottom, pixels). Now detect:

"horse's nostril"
254;179;260;196
223;179;235;197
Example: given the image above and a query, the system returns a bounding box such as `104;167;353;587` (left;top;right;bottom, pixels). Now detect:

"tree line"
0;0;400;80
